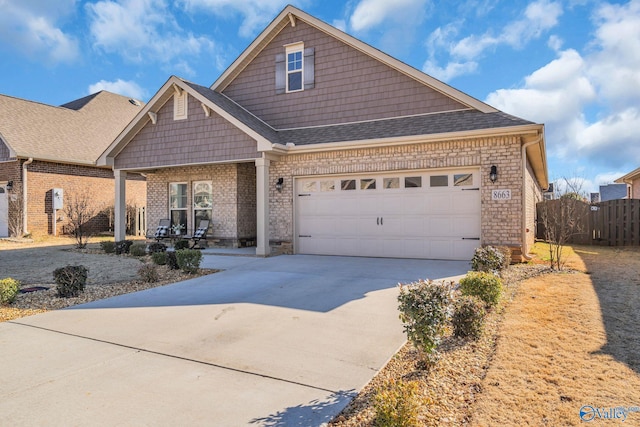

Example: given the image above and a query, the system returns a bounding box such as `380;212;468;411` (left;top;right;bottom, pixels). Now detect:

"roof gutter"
22;157;33;236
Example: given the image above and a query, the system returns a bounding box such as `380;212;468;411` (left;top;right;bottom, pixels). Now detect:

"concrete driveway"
0;255;468;426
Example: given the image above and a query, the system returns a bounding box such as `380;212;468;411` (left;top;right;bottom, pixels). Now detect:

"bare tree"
64;191;100;249
538;177;589;270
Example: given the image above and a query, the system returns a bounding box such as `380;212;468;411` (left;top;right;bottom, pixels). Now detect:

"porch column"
114;170;127;242
255;157;270;257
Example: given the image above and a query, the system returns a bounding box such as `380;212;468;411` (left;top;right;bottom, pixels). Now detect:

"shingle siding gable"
114;95;259;170
222;21;466;129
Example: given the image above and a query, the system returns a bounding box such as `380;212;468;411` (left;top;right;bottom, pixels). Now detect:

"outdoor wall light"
489;165;498;183
275;177;284;192
6;181;13;191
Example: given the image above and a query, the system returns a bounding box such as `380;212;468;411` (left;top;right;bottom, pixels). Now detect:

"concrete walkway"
0;255;468;426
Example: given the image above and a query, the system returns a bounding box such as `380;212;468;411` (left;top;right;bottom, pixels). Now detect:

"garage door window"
303;181;317;192
454;173;473;186
320;181;335;191
341;179;356;190
361;178;376;190
430;175;448;187
383;178;399;189
405;177;422;188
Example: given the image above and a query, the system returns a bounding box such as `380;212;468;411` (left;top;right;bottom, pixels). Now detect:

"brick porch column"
114;169;127;241
255;157;270;256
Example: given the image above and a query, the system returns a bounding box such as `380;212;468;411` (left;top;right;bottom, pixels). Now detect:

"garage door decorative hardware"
462;188;480;191
462;237;480;240
376;217;385;225
298;193;311;197
298;235;312;238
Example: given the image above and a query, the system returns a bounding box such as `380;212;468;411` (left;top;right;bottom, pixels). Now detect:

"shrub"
496;246;512;270
138;264;159;283
174;239;190;250
471;246;507;273
151;251;167;266
53;265;88;298
459;271;503;308
398;279;452;363
175;249;203;274
166;252;179;270
0;278;20;305
129;243;147;257
373;379;424;427
452;296;486;339
115;240;133;255
100;241;115;254
147;242;167;254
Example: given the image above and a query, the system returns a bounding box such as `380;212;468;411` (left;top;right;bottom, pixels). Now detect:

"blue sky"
1;0;639;194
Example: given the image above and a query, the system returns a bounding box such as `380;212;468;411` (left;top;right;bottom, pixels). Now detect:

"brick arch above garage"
114;95;260;170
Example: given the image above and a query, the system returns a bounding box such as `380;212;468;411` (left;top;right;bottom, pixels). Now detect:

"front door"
0;186;8;237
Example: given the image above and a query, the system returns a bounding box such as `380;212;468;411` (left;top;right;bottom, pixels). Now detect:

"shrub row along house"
0;91;146;238
99;5;548;261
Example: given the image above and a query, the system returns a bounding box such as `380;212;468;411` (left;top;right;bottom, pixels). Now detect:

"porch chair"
186;220;210;249
148;218;171;242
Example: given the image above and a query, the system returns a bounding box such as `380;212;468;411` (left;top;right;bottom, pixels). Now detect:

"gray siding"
222;21;466;129
114;96;259;170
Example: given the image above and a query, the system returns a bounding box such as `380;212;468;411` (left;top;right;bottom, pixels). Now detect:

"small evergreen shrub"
53;265;88;298
173;239;190;250
151;251;167;266
373;379;425;427
452;296;486;339
0;278;20;305
175;249;203;274
147;242;167;254
138;264;159;283
100;241;115;254
398;279;452;363
471;246;506;273
166;252;179;270
115;240;133;255
129;243;147;257
459;271;503;308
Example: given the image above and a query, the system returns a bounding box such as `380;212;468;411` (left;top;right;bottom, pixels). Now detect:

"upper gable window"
286;43;304;92
276;42;314;94
174;90;188;120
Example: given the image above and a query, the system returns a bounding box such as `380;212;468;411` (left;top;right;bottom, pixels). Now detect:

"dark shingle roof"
184;81;534;147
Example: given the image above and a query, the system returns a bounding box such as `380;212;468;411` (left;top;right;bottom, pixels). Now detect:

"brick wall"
269;136;525;249
146;162;257;245
21;160;146;237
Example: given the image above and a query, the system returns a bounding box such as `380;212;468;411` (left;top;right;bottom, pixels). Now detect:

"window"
275;43;314;94
341;179;356;190
430;175;448;187
361;179;376;190
302;181;317;192
286;43;303;92
405;177;422;188
383;178;400;189
193;181;212;230
320;181;335;192
454;174;473;186
169;183;188;234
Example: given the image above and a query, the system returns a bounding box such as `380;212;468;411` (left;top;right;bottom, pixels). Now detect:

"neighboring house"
99;5;548;261
598;183;628;202
0;91;147;238
615;167;640;199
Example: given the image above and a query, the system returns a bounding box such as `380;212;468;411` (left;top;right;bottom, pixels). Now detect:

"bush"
166;252;179;270
138;264;159;283
452;296;486;339
100;241;115;254
53;265;88;298
174;239;190;250
496;246;512;270
129;243;147;257
115;240;133;255
147;242;167;254
459;271;503;308
373;379;425;427
175;249;203;274
0;278;20;305
151;251;167;266
471;246;507;273
398;279;452;363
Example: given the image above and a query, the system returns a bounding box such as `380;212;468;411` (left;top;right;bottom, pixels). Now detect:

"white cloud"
423;59;478;82
349;0;429;31
179;0;293;38
88;79;147;100
0;0;79;64
87;0;215;72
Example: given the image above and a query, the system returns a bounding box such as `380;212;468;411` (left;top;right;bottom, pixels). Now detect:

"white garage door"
295;169;481;260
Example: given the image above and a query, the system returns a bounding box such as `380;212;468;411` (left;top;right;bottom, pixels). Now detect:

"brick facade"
1;159;146;237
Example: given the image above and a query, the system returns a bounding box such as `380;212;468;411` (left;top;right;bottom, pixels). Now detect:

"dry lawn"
471;244;640;426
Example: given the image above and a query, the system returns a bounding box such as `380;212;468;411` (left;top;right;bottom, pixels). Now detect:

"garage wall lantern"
6;180;13;191
275;177;284;192
489;165;498;183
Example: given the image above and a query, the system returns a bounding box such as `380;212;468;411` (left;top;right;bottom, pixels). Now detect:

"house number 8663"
492;189;511;200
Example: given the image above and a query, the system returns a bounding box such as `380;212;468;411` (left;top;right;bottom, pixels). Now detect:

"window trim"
285;42;304;93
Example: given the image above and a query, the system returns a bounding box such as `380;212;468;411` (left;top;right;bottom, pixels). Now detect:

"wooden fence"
536;199;640;246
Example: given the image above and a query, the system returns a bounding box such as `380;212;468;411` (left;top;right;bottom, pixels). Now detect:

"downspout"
521;138;541;260
22;157;34;236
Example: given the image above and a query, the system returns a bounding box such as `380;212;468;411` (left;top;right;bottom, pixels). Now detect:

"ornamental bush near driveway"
0;278;20;305
459;271;503;308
